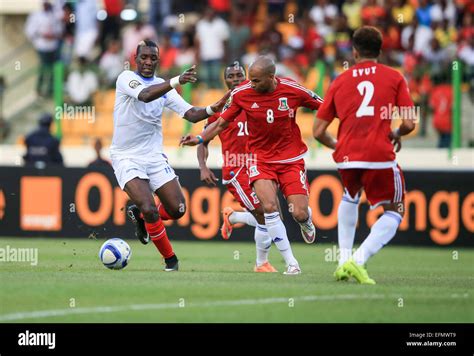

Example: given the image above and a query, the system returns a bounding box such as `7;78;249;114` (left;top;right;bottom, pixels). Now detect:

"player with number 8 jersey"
181;56;323;275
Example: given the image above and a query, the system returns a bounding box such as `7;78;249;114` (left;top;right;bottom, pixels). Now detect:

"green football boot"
342;259;376;285
334;265;350;281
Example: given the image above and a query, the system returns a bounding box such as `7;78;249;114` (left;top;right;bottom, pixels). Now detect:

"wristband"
196;135;204;144
205;105;215;116
170;76;180;89
394;128;401;138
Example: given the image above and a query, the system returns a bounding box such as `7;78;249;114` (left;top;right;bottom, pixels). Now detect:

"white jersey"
110;70;193;161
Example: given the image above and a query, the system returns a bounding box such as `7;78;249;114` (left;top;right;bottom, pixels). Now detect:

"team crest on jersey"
129;80;141;89
278;97;289;111
248;165;260;178
222;95;233;113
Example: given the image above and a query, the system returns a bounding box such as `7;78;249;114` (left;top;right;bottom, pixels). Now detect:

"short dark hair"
352;26;383;59
136;40;158;56
225;61;246;76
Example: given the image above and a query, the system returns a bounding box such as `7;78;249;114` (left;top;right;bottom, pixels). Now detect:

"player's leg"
335;169;363;281
222;171;276;272
147;177;185;272
278;160;315;244
252;178;300;274
112;157;153;244
221;169;261;238
144;161;184;271
345;166;406;284
249;205;277;272
124;177;155;244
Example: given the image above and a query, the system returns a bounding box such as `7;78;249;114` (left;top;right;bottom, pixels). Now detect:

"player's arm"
180;117;229;146
389;77;417;152
197;141;218;186
181;93;239;145
138;66;198;103
313;118;337;149
313;81;337;149
183;91;231;123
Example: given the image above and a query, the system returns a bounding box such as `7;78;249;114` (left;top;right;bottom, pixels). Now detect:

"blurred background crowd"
0;0;473;166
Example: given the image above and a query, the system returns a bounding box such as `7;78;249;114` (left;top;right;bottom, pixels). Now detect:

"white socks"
229;211;257;227
337;197;359;266
264;212;298;266
254;224;272;266
353;211;402;265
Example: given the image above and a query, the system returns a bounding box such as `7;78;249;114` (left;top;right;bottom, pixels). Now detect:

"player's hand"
389;129;402;152
210;90;231;113
179;65;197;84
179;134;199;146
200;167;219;186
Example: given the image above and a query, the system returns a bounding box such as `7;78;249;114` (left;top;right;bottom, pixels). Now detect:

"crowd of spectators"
24;0;474;146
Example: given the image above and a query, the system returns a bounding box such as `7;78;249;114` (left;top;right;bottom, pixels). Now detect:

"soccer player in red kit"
182;56;323;275
313;26;416;284
197;62;277;272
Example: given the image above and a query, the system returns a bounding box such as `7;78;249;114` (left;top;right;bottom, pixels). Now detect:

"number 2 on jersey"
356;81;374;117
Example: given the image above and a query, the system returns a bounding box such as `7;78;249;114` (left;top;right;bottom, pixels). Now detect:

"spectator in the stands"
66;57;98;106
175;32;196;69
228;10;251;64
458;35;474;102
24;113;63;167
88;138;112;168
24;0;62;98
99;0;124;52
99;39;124;88
195;8;229;88
74;0;99;60
122;16;158;66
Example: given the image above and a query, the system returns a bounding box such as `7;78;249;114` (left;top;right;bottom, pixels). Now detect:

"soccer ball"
99;238;131;270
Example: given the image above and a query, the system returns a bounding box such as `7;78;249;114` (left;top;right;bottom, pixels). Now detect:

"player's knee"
291;207;309;223
383;202;405;217
140;203;158;221
252;209;265;225
167;201;186;219
261;201;278;214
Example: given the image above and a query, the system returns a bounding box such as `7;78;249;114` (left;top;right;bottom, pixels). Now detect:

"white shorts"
112;157;177;192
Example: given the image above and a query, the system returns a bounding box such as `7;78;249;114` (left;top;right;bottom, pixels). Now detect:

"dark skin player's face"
224;67;245;90
135;46;159;78
249;67;274;93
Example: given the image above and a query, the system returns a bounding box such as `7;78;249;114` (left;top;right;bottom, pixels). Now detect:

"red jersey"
205;110;248;180
220;77;323;163
317;61;414;169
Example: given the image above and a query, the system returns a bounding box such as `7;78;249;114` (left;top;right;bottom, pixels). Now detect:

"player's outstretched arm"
180;117;229;146
138;65;198;103
183;91;231;123
313;117;337;149
197;143;218;186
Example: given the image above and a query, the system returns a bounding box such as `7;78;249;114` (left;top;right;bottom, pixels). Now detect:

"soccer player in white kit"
111;40;229;271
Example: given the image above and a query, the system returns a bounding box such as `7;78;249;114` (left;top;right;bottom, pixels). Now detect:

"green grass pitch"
0;238;472;323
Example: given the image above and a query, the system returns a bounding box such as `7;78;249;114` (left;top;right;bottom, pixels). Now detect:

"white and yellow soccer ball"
99;238;131;270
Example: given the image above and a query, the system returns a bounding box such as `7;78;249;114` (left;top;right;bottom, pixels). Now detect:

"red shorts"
247;159;309;198
224;167;261;211
338;165;405;208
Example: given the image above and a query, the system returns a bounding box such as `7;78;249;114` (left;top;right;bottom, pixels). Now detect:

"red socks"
157;203;173;221
139;203;173;221
145;219;174;259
